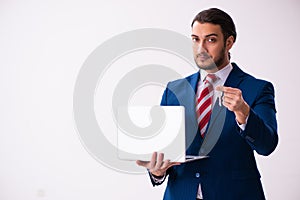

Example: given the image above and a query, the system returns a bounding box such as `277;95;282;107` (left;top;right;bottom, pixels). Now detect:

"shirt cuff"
236;115;249;131
150;172;166;184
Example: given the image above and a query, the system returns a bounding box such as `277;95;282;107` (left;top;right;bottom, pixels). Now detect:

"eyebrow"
191;33;218;38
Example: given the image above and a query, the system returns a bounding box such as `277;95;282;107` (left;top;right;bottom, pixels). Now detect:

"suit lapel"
179;71;203;154
184;71;200;130
224;63;245;88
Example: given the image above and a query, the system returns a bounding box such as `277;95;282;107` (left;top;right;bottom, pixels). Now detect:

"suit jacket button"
195;173;200;178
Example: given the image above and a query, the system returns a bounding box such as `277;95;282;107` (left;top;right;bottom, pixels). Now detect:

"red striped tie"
196;74;217;138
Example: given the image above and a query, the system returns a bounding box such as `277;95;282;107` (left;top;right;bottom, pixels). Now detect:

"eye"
207;37;216;43
192;37;199;42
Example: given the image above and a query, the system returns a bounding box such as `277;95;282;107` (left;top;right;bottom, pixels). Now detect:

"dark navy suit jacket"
150;63;278;200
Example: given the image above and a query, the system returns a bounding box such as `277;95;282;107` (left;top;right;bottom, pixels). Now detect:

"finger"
222;96;230;105
223;92;238;100
161;160;181;171
168;161;181;168
136;160;151;168
222;101;233;111
149;152;157;169
222;96;232;104
216;86;241;100
223;99;236;110
155;153;164;170
223;96;239;107
222;86;241;95
160;159;170;169
223;93;244;107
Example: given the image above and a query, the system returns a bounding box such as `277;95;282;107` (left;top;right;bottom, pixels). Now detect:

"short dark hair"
191;8;237;43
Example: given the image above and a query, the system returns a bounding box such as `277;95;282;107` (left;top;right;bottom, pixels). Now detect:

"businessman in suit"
137;8;278;200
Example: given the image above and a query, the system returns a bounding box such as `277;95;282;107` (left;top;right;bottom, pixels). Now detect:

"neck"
206;60;230;73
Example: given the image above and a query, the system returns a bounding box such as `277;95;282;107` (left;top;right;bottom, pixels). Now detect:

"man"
137;8;278;200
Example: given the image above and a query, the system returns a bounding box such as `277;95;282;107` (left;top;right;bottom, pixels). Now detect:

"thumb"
136;160;149;168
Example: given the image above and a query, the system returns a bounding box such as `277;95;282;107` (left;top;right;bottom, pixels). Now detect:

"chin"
196;61;218;71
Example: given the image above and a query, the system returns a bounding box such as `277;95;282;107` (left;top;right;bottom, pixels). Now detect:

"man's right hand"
136;152;181;177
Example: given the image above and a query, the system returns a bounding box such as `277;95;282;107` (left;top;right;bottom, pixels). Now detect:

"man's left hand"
216;86;250;124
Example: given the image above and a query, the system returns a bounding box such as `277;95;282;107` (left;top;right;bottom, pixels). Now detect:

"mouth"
196;53;211;61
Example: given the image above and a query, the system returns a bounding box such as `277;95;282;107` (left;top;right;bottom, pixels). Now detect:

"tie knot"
205;74;217;84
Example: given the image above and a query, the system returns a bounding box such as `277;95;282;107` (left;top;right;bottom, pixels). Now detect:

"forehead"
191;22;223;37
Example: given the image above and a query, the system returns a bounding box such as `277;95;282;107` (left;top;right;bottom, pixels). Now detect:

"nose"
193;40;207;54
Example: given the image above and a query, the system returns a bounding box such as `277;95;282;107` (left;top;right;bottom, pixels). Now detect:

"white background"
1;0;300;199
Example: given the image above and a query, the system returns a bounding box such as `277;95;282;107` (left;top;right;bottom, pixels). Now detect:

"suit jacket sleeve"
239;81;278;156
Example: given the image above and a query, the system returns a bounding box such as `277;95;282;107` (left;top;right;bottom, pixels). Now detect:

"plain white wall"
1;0;299;199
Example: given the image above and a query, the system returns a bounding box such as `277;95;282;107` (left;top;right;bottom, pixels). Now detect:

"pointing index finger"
216;86;238;94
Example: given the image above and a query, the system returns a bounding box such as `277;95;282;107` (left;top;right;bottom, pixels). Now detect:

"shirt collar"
200;63;233;83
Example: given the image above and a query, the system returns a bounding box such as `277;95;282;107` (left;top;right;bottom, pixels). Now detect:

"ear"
225;35;234;51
